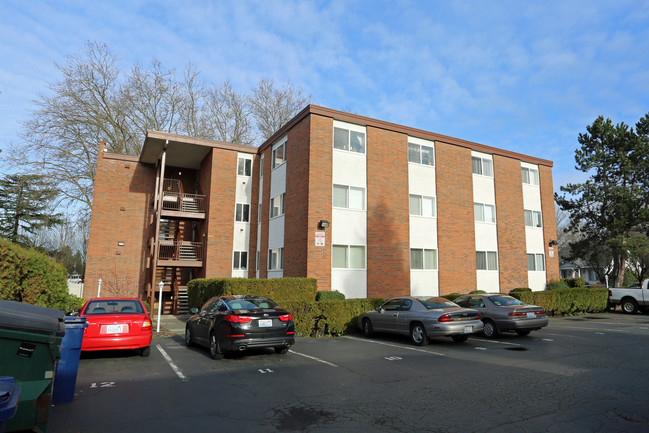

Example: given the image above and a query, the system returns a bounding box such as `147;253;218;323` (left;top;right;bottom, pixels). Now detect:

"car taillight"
142;319;152;328
508;312;526;317
438;314;454;322
475;313;480;319
279;313;293;322
536;310;545;315
225;315;253;323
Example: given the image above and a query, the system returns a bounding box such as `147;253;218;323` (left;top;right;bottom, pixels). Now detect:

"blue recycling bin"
51;317;87;404
0;377;21;433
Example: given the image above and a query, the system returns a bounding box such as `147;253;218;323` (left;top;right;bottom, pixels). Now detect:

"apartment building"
84;105;559;313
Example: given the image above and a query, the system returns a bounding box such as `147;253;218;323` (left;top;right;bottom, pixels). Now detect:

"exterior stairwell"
176;286;189;315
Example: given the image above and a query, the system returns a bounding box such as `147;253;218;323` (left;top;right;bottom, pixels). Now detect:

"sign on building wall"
548;247;554;258
315;231;325;247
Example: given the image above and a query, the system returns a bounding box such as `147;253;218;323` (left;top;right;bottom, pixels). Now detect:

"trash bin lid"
0;300;65;336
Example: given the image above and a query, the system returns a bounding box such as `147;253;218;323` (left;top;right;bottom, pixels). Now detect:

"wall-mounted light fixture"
118;241;125;246
549;240;558;246
319;220;330;229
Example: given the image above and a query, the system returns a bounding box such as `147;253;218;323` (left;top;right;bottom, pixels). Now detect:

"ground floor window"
268;248;283;270
332;245;365;269
476;251;498;270
527;253;545;271
233;251;248;270
410;249;438;270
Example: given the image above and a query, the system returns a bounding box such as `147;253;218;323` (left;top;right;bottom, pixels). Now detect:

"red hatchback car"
79;298;152;356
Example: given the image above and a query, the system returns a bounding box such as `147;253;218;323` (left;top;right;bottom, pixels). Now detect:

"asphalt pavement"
48;312;649;433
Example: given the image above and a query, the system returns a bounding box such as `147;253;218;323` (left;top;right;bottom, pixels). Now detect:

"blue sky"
1;0;648;192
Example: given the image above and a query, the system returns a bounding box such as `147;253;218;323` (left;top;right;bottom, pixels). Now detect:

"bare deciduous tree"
249;78;311;140
7;41;311;215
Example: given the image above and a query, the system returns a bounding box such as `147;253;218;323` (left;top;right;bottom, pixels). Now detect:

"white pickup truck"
608;279;649;314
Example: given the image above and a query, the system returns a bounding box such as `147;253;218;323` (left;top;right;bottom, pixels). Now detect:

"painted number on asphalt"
90;382;116;388
385;356;402;361
258;369;274;374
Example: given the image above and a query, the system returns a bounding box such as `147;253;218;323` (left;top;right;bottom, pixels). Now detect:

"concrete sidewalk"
151;314;190;336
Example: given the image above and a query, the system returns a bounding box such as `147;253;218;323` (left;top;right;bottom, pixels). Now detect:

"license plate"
464;326;473;333
526;312;535;318
105;324;125;334
258;319;273;328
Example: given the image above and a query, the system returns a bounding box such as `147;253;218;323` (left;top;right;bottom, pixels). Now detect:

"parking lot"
48;312;649;433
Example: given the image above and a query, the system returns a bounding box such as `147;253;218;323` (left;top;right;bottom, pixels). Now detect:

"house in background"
84;105;559;314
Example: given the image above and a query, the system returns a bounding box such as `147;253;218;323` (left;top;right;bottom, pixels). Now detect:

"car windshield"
415;297;459;309
488;296;525;307
85;300;144;314
226;297;279;310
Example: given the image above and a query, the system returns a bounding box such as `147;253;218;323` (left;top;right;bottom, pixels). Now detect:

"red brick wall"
85;150;155;300
203;149;237;278
198;153;213;278
540;165;560;282
248;154;261;278
366;126;410;298
305;115;333;290
436;142;476;294
259;148;272;279
493;155;528;290
284;116;311;278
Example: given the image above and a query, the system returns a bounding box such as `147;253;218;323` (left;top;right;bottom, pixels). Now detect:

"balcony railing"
161;192;206;213
158;241;204;262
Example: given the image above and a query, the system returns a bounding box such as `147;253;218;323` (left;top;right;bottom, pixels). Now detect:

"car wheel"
274;346;289;354
452;335;469;343
410;322;427;346
621;298;638;314
185;327;194;347
139;346;151;357
209;332;224;360
482;320;498;338
516;330;531;337
362;318;374;338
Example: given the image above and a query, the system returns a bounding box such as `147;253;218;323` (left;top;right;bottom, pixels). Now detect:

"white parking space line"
343;336;446;356
288;350;339;367
469;338;521;346
555;325;631;333
157;344;188;381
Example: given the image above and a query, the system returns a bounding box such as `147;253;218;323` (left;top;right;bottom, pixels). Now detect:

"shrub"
469;290;487;294
511;288;608;316
65;295;86;313
546;280;569;290
0;238;69;311
316;290;345;301
187;277;318;309
442;293;462;302
562;278;586;288
510;287;532;293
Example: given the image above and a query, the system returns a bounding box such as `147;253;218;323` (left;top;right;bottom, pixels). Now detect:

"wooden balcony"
157;241;204;267
161;192;206;219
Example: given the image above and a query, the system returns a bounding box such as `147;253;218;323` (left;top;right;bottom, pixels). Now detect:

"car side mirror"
190;308;198;314
376;307;382;313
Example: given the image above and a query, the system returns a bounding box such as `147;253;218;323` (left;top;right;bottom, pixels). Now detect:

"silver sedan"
359;296;483;345
453;294;548;338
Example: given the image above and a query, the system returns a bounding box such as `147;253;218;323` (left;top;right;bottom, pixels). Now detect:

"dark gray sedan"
359;296;483;345
454;294;548;338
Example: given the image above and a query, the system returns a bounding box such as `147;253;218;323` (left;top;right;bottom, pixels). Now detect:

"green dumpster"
0;300;65;433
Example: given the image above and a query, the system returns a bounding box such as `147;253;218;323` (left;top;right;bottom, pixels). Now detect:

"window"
476;251;498;271
333;185;365;210
474;203;496;223
334;127;366;154
272;142;286;169
410;249;438;270
233;251;248;270
527;253;545;271
268;248;283;270
237;157;251;176
522;167;539;185
409;195;436;217
332;245;365;269
408;142;435;166
270;194;284;218
524;210;542;227
472;156;493;177
235;203;250;222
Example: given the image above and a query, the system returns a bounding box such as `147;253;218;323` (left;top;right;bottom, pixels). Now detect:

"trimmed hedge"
283;298;385;337
0;238;76;312
509;288;608;316
316;290;345;301
546;280;569;290
562;277;586;288
187;277;318;309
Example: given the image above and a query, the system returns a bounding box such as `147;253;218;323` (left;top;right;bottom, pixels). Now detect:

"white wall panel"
476;271;500;292
410;271;439;296
332;270;367;299
332;209;366;245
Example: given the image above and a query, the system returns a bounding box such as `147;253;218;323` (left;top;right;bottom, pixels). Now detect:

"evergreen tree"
0;174;63;245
